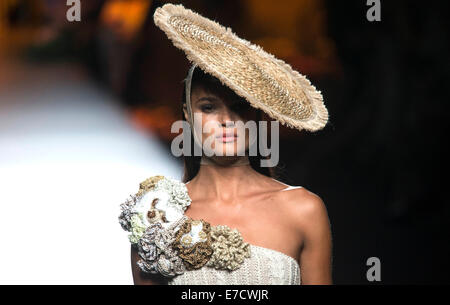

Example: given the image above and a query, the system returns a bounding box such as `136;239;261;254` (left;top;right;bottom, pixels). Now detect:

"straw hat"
153;3;328;132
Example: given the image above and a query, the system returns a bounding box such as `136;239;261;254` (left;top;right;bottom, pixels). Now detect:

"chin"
216;145;248;157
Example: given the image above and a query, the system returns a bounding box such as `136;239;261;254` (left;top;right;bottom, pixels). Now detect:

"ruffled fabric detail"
173;218;213;270
207;225;251;271
136;175;165;196
152;176;192;212
136;216;187;277
118;175;252;278
118;175;192;244
118;176;165;235
118;194;140;232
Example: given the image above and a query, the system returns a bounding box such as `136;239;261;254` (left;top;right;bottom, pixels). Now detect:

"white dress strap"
281;185;303;191
270;178;302;191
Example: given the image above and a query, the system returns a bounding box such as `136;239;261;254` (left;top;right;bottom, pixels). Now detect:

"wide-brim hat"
153;3;328;132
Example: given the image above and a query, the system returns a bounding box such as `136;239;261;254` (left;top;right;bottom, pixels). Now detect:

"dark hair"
180;67;280;183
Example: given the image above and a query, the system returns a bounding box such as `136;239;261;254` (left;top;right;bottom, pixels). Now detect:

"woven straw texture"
153;4;328;131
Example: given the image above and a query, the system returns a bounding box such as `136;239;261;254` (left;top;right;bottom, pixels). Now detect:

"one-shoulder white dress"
167;184;302;285
167;243;301;285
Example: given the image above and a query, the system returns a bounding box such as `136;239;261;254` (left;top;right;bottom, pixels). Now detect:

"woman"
124;3;332;285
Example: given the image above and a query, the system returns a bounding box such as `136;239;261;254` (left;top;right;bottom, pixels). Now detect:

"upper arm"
131;245;168;285
293;191;333;284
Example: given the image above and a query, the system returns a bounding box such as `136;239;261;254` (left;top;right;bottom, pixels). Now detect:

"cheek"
195;113;219;137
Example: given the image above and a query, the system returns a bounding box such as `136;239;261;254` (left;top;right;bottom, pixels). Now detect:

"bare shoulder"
286;187;327;214
278;186;331;235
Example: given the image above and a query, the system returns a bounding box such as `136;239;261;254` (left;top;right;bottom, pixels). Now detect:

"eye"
200;103;214;113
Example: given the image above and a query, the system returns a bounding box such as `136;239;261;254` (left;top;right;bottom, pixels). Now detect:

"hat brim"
154;4;328;132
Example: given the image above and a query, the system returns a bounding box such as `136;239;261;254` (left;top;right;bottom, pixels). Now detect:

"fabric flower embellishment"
136;216;187;277
136;175;165;197
172;218;213;270
119;175;253;277
137;189;182;225
118;194;140;233
135;222;162;274
118;175;192;244
154;176;192;211
206;225;251;271
124;190;170;243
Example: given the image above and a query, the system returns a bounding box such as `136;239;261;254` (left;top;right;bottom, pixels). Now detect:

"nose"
221;120;235;128
219;107;237;128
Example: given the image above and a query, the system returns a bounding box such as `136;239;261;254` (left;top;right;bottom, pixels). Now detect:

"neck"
200;156;250;167
189;156;258;205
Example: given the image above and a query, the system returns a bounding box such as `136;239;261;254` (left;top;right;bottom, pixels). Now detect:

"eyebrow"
195;96;219;103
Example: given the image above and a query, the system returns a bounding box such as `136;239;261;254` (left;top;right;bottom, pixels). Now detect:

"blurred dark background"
1;0;448;284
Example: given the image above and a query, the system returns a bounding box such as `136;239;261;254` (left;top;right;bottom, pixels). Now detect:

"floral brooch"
118;175;251;278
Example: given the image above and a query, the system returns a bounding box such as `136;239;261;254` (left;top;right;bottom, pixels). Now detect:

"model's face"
184;86;259;157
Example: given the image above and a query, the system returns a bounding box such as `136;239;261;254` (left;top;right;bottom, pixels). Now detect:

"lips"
217;131;237;142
